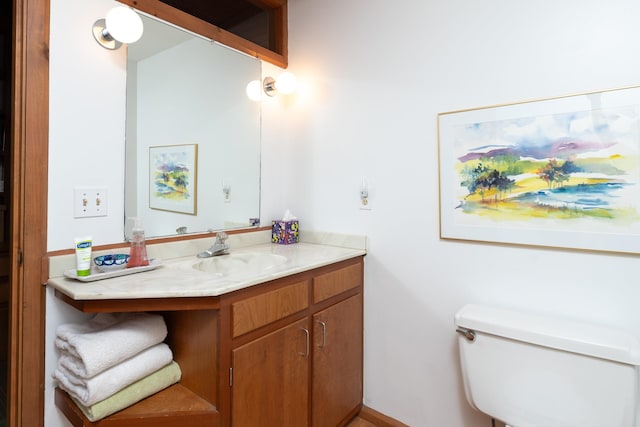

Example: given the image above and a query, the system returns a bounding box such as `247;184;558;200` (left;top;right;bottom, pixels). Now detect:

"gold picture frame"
438;86;640;254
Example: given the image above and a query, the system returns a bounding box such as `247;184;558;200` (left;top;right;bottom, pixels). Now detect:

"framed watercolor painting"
438;86;640;254
149;144;198;215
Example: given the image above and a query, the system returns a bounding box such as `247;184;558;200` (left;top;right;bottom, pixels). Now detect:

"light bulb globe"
275;72;297;95
246;80;262;101
106;6;144;44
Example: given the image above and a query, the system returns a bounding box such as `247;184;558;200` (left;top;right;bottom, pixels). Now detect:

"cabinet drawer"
232;281;309;337
313;262;362;303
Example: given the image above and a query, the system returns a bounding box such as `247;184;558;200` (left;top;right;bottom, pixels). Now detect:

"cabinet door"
232;318;310;427
312;295;363;427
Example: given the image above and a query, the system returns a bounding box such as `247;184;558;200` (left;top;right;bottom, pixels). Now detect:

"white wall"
47;1;129;424
48;0;126;251
263;0;640;427
46;0;640;426
266;0;640;425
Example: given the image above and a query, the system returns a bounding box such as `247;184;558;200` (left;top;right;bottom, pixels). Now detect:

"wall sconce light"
246;72;297;101
92;6;144;50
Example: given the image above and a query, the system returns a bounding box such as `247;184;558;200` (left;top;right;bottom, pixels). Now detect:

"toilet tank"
455;304;640;427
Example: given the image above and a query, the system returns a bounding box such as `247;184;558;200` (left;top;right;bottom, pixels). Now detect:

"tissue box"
272;220;299;244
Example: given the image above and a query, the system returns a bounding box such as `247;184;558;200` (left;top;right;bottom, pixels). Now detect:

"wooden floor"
347;417;377;427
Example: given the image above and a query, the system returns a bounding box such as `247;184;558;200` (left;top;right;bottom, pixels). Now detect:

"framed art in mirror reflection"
149;144;198;215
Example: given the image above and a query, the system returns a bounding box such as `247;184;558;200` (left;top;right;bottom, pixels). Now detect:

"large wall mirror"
124;12;262;239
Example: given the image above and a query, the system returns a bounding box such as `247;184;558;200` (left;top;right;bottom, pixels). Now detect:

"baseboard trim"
358;406;409;427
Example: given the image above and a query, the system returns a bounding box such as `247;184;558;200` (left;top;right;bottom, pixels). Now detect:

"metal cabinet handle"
317;320;327;348
300;328;310;357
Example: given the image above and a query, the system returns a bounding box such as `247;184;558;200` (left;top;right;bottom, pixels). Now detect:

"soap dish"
94;254;130;273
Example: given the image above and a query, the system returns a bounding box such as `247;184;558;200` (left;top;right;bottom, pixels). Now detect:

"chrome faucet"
197;232;230;258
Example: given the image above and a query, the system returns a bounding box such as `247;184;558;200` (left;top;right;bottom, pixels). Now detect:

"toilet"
454;304;640;427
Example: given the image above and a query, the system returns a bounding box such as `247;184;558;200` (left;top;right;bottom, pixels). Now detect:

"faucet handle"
216;231;228;242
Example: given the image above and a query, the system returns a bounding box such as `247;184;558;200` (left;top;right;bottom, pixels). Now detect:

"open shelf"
55;384;219;427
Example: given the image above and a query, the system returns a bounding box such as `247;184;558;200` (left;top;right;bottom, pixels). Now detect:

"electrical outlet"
74;187;108;218
359;177;372;211
222;182;231;203
359;193;372;210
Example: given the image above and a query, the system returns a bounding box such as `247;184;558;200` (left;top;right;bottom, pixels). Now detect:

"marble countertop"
47;231;366;301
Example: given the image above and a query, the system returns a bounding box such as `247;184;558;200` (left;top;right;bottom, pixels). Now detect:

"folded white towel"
55;312;167;378
54;342;173;407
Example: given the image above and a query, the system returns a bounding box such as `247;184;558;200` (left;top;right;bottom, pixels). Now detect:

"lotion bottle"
74;236;93;276
127;217;149;268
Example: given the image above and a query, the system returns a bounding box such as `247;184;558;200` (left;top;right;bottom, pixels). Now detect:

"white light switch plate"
74;187;108;218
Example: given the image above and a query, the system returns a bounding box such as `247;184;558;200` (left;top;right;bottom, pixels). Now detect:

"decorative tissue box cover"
272;220;299;244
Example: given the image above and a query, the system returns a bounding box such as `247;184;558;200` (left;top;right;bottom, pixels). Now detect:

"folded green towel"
72;360;182;422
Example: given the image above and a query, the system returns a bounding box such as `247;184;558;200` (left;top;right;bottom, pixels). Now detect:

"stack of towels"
53;312;182;422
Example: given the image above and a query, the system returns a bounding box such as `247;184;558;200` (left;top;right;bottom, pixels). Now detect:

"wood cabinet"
229;261;363;427
231;318;309;426
312;295;363;427
55;256;364;427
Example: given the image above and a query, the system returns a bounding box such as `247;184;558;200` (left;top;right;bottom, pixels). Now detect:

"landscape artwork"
149;144;197;215
438;86;640;254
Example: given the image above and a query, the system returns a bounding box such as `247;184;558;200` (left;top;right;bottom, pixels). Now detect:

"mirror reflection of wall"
125;14;262;239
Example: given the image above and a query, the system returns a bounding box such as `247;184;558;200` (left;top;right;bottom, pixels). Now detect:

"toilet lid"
455;304;640;365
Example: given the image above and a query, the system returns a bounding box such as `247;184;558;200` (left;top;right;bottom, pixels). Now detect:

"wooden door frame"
9;0;49;425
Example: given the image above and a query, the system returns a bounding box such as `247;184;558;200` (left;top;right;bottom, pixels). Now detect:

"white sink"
192;253;288;276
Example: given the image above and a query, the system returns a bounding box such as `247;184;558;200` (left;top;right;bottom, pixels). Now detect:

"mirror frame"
117;0;288;68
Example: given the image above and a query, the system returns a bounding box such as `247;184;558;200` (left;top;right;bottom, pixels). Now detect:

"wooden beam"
117;0;288;68
10;0;50;425
246;0;286;9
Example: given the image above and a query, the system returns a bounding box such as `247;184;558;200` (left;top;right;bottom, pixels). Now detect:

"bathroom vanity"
47;232;365;427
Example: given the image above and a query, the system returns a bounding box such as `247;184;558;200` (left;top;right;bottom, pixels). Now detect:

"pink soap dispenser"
127;217;149;268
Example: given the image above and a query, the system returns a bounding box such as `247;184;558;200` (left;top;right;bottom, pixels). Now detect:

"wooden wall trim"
10;0;50;425
358;406;410;427
117;0;288;68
